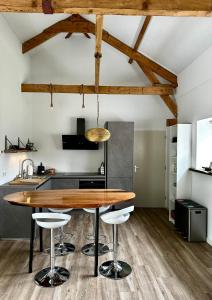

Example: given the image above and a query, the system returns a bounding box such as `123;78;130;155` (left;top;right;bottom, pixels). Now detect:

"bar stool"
99;206;134;280
48;208;75;256
32;212;71;287
81;206;110;256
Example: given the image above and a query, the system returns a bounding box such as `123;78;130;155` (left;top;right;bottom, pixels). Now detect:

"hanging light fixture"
81;84;85;109
85;94;111;142
50;83;53;109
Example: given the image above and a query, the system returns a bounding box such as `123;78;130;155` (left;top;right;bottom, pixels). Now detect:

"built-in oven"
79;179;105;189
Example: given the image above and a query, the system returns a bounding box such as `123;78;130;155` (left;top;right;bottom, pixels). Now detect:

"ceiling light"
85;94;111;142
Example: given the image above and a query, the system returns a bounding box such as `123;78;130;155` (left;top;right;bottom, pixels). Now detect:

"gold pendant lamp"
85;94;111;142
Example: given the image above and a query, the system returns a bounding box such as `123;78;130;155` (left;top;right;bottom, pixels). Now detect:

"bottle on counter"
99;162;105;175
37;162;45;175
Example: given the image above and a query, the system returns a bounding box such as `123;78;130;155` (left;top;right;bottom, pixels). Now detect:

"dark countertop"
52;172;105;179
189;168;212;176
0;172;105;189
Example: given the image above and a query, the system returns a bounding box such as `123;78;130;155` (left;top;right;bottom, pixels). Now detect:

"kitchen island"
0;173;105;239
3;189;135;276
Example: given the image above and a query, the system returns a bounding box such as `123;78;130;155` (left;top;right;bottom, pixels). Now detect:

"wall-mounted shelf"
3;136;37;153
4;149;38;153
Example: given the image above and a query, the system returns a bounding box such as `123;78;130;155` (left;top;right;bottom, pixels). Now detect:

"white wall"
0;15;32;184
177;44;212;243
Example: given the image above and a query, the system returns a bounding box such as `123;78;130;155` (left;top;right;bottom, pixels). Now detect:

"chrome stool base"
55;242;75;256
81;243;109;256
34;266;70;287
99;260;132;280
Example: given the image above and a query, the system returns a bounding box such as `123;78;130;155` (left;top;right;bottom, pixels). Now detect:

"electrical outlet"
2;172;6;177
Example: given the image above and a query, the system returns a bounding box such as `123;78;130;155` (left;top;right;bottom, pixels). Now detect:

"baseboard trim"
206;238;212;246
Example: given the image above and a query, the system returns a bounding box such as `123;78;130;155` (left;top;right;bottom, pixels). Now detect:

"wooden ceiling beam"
138;62;177;117
1;1;212;16
21;83;174;95
166;119;178;126
129;16;151;64
95;15;103;93
22;14;95;53
23;31;58;54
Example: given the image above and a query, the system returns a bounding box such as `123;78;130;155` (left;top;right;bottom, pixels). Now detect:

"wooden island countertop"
3;189;135;208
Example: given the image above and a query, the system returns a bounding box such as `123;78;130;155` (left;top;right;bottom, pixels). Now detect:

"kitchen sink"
9;176;47;185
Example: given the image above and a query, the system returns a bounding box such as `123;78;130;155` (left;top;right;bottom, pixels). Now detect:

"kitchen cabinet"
37;178;52;190
0;186;34;238
105;121;134;208
51;178;79;189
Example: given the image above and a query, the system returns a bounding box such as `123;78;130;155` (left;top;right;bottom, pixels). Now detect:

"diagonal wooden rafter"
23;15;72;53
138;62;177;117
22;15;177;87
129;16;151;64
1;0;212;16
95;15;103;93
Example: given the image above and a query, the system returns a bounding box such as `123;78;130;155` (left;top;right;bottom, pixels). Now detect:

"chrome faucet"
21;159;34;179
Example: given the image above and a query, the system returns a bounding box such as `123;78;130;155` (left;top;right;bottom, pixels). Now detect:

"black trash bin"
175;199;207;242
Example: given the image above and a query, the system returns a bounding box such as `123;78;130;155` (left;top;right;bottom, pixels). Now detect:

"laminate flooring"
0;208;212;300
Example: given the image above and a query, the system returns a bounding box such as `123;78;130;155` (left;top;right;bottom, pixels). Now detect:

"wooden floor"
0;208;212;300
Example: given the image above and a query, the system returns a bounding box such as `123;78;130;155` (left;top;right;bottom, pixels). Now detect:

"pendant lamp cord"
50;83;53;108
97;94;99;128
81;84;85;109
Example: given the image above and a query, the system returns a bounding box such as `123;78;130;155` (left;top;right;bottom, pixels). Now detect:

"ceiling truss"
21;14;178;118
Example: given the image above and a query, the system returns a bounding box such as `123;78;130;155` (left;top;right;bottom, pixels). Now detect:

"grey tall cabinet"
105;121;134;208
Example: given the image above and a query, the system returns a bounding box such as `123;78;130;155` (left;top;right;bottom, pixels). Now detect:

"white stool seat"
101;206;134;225
49;208;73;213
32;213;71;229
103;214;130;225
83;206;110;214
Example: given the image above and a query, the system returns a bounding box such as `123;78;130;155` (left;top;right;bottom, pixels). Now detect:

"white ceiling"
3;13;212;74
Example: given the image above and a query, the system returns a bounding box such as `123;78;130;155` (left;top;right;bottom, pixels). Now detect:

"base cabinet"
51;178;79;189
0;187;34;239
